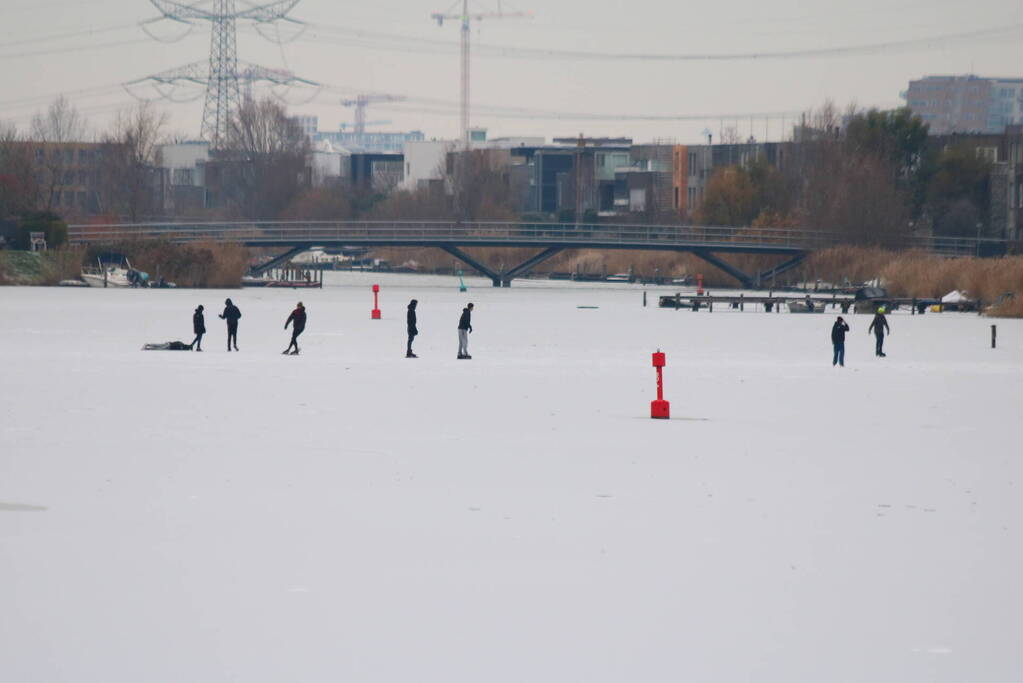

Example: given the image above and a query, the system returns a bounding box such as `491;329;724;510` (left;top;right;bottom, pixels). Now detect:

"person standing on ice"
219;298;242;352
831;316;850;367
190;305;206;352
406;299;419;358
283;301;306;355
868;307;890;357
457;302;474;359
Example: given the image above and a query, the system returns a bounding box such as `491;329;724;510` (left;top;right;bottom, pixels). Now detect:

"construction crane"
340;94;405;135
431;1;530;147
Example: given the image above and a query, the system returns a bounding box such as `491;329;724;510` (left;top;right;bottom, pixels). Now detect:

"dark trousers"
286;328;303;352
191;333;203;350
227;322;238;350
875;332;885;356
833;342;845;366
407;330;417;354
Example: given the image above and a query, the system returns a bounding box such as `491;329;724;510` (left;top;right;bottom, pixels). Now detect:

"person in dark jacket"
457;302;474;359
406;299;419;358
831;316;850;367
190;305;206;351
219;298;242;351
868;308;891;357
283;301;306;355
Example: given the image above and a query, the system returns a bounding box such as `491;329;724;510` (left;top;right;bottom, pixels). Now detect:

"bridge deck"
66;221;990;287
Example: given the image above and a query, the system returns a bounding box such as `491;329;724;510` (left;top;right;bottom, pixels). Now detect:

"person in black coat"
831;316;850;367
283;301;306;355
868;308;891;357
219;298;242;351
190;305;206;351
406;299;419;358
457;302;474;359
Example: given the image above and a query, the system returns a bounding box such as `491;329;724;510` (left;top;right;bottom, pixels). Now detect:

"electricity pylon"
136;0;312;148
431;1;530;147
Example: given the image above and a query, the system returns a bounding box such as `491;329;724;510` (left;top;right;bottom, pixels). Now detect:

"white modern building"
400;139;455;191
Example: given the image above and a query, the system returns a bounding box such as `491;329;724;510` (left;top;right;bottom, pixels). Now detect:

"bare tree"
100;103;169;221
221;97;309;218
447;148;516;221
0;122;39;217
30;96;86;212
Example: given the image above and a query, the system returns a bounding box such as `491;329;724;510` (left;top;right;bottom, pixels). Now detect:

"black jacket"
831;320;850;344
458;308;472;332
220;304;241;324
286;307;306;332
868;314;889;336
193;310;206;334
407;306;418;334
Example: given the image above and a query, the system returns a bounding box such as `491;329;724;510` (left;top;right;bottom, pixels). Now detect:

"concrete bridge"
66;220;987;288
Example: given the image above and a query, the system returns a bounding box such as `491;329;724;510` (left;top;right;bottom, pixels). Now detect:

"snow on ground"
2;272;1022;682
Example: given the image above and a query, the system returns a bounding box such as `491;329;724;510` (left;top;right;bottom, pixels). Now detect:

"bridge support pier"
251;246;308;276
691;249;754;289
755;253;806;288
440;246;503;286
501;247;563;287
442;245;565;287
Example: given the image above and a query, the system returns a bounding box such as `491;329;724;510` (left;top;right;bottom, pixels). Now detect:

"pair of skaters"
407;300;475;359
830;309;891;366
189;299;306;354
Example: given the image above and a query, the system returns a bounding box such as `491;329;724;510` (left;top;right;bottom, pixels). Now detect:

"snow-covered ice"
2;272;1022;682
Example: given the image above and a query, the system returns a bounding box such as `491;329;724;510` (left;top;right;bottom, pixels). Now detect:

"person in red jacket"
283;302;306;355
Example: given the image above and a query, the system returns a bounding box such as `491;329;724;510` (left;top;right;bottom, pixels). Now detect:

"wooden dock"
657;293;948;314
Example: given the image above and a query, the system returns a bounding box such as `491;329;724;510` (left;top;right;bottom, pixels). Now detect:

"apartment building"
904;75;1023;134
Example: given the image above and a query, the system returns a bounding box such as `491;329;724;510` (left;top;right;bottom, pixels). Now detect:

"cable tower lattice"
132;0;313;149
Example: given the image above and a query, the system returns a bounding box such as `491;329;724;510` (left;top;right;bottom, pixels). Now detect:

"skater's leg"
833;343;839;366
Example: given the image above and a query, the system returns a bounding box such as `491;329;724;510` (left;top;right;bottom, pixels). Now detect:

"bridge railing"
67;221;840;248
66;220;996;255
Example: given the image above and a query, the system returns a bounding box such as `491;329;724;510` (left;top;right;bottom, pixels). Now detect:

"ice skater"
457;302;473;359
219;298;242;351
831;315;850;367
406;299;419;358
868;307;890;357
283;301;306;355
190;305;205;351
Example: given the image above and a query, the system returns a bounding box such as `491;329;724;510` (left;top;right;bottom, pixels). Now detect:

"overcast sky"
1;0;1019;144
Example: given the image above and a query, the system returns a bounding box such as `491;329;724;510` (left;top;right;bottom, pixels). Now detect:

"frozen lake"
2;272;1022;682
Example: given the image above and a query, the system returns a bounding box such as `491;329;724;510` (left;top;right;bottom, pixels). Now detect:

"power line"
296;18;1023;62
0;22;139;48
0;38;153;61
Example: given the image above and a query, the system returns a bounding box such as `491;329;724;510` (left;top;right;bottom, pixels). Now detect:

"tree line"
694;102;994;243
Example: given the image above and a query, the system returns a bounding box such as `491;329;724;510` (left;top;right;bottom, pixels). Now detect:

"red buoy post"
371;284;381;319
651;350;670;419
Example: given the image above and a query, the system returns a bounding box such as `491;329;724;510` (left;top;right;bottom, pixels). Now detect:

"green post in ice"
458;269;467;292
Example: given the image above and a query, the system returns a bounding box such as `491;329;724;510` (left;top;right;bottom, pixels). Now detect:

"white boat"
81;257;133;288
605;273;634;283
787;298;827;313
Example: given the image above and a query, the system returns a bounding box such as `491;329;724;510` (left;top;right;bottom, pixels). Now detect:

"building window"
976;147;998;163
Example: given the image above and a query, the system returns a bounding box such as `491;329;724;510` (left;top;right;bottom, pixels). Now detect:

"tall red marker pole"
651;350;670;419
371;284;381;319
